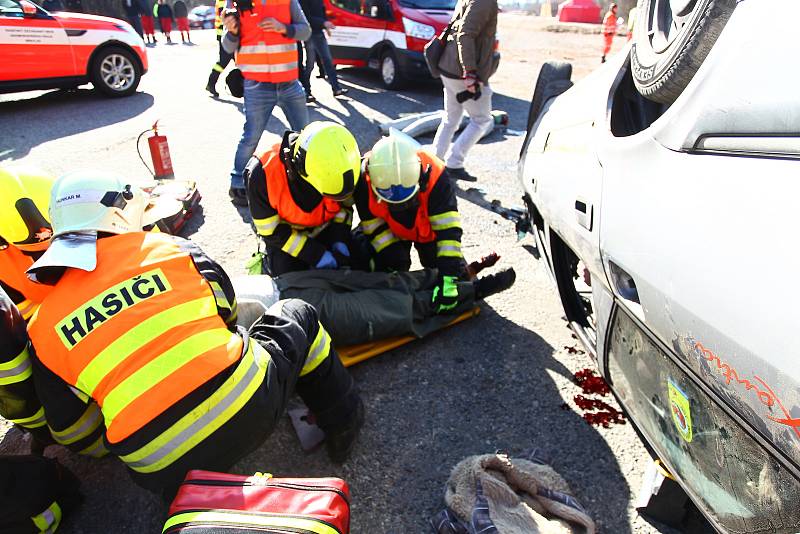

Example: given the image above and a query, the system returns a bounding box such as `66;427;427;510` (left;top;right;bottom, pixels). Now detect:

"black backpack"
0;455;81;533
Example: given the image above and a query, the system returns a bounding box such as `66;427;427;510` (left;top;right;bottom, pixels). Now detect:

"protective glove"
330;241;351;268
432;275;459;314
315;250;338;269
331;242;350;257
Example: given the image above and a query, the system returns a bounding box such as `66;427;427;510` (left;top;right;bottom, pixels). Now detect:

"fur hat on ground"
444;453;595;534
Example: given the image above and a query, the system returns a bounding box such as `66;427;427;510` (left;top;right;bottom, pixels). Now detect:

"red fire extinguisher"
147;120;174;179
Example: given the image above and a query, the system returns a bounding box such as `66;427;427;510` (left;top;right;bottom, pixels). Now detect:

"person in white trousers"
432;0;499;182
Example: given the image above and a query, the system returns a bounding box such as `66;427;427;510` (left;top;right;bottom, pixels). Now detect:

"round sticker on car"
668;379;692;443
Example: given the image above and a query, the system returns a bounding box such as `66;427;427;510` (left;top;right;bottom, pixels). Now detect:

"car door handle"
575;199;592;231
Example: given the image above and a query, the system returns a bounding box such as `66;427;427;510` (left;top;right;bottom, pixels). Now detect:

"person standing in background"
123;0;144;38
205;0;234;96
222;0;311;205
432;0;499;183
157;0;174;44
601;2;617;62
174;0;191;43
141;0;157;44
627;5;637;41
299;0;347;102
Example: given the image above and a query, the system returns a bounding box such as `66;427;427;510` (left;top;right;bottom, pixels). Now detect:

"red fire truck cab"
323;0;453;88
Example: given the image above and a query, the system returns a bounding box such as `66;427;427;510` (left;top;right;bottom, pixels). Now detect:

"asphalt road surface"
0;18;675;533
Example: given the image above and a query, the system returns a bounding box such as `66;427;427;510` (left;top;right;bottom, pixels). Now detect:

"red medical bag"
164;470;350;534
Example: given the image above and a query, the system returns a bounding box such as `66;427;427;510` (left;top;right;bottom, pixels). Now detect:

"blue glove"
315;250;338;269
331;242;350;257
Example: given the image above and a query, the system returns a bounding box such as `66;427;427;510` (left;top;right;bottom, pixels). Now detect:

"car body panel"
519;0;800;527
324;0;450;70
0;3;146;85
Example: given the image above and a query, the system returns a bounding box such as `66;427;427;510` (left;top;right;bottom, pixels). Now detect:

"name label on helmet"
56;269;172;350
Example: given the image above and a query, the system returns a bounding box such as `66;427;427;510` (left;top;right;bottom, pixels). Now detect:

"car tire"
631;0;736;104
91;46;141;98
380;50;404;90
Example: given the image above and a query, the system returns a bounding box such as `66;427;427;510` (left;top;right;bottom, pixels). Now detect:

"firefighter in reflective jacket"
205;0;235;97
245;121;361;276
354;130;465;314
26;171;364;495
0;167;56;321
0;286;54;449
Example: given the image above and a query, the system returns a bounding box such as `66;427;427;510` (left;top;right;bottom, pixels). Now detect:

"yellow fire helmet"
292;121;361;201
0;166;55;252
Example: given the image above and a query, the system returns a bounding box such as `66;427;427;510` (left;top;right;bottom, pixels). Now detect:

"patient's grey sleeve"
275;269;475;346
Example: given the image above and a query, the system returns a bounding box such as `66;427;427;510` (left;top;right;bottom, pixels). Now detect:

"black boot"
296;357;364;463
318;395;364;464
474;267;516;300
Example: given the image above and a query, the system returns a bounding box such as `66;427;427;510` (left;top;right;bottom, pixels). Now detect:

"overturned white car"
518;0;800;531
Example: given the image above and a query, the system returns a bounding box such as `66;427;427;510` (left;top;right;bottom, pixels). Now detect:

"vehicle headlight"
402;17;435;41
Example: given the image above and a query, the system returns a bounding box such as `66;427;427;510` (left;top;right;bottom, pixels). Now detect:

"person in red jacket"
601;3;618;63
156;0;174;44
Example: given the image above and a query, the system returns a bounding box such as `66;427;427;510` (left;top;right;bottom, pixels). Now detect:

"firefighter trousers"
132;299;358;499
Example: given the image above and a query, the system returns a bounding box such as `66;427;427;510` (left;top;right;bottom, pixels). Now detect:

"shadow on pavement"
0;89;155;160
232;304;637;533
12;303;637;533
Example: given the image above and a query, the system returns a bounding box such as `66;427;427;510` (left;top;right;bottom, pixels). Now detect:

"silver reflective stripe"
124;352;263;470
430;215;461;229
239;62;298;73
360;218;383;235
372;229;398;251
52;403;102;445
306;221;330;239
209;282;231;311
239;43;297;54
305;329;329;367
0;355;31;384
80;435;108;458
254;216;280;235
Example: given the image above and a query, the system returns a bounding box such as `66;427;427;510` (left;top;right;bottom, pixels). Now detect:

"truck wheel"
91;46;141;98
380;50;404;90
631;0;736;104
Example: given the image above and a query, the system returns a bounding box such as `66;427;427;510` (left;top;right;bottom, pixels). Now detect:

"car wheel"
631;0;736;104
380;50;404;90
91;46;141;98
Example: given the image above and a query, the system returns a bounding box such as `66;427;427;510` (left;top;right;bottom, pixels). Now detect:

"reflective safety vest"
236;0;298;83
0;244;52;320
215;0;225;36
603;12;617;35
260;145;342;228
366;150;445;243
28;232;244;445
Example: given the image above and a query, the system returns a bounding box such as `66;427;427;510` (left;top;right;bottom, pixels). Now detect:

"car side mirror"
20;0;38;16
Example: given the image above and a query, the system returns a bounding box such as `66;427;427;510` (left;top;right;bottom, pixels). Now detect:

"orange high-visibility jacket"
260;145;342;228
0;244;52;320
236;0;298;83
603;11;617;35
28;232;243;444
365;150;445;243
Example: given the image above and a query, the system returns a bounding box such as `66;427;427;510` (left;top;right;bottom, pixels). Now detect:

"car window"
331;0;383;18
607;309;800;533
0;0;24;17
